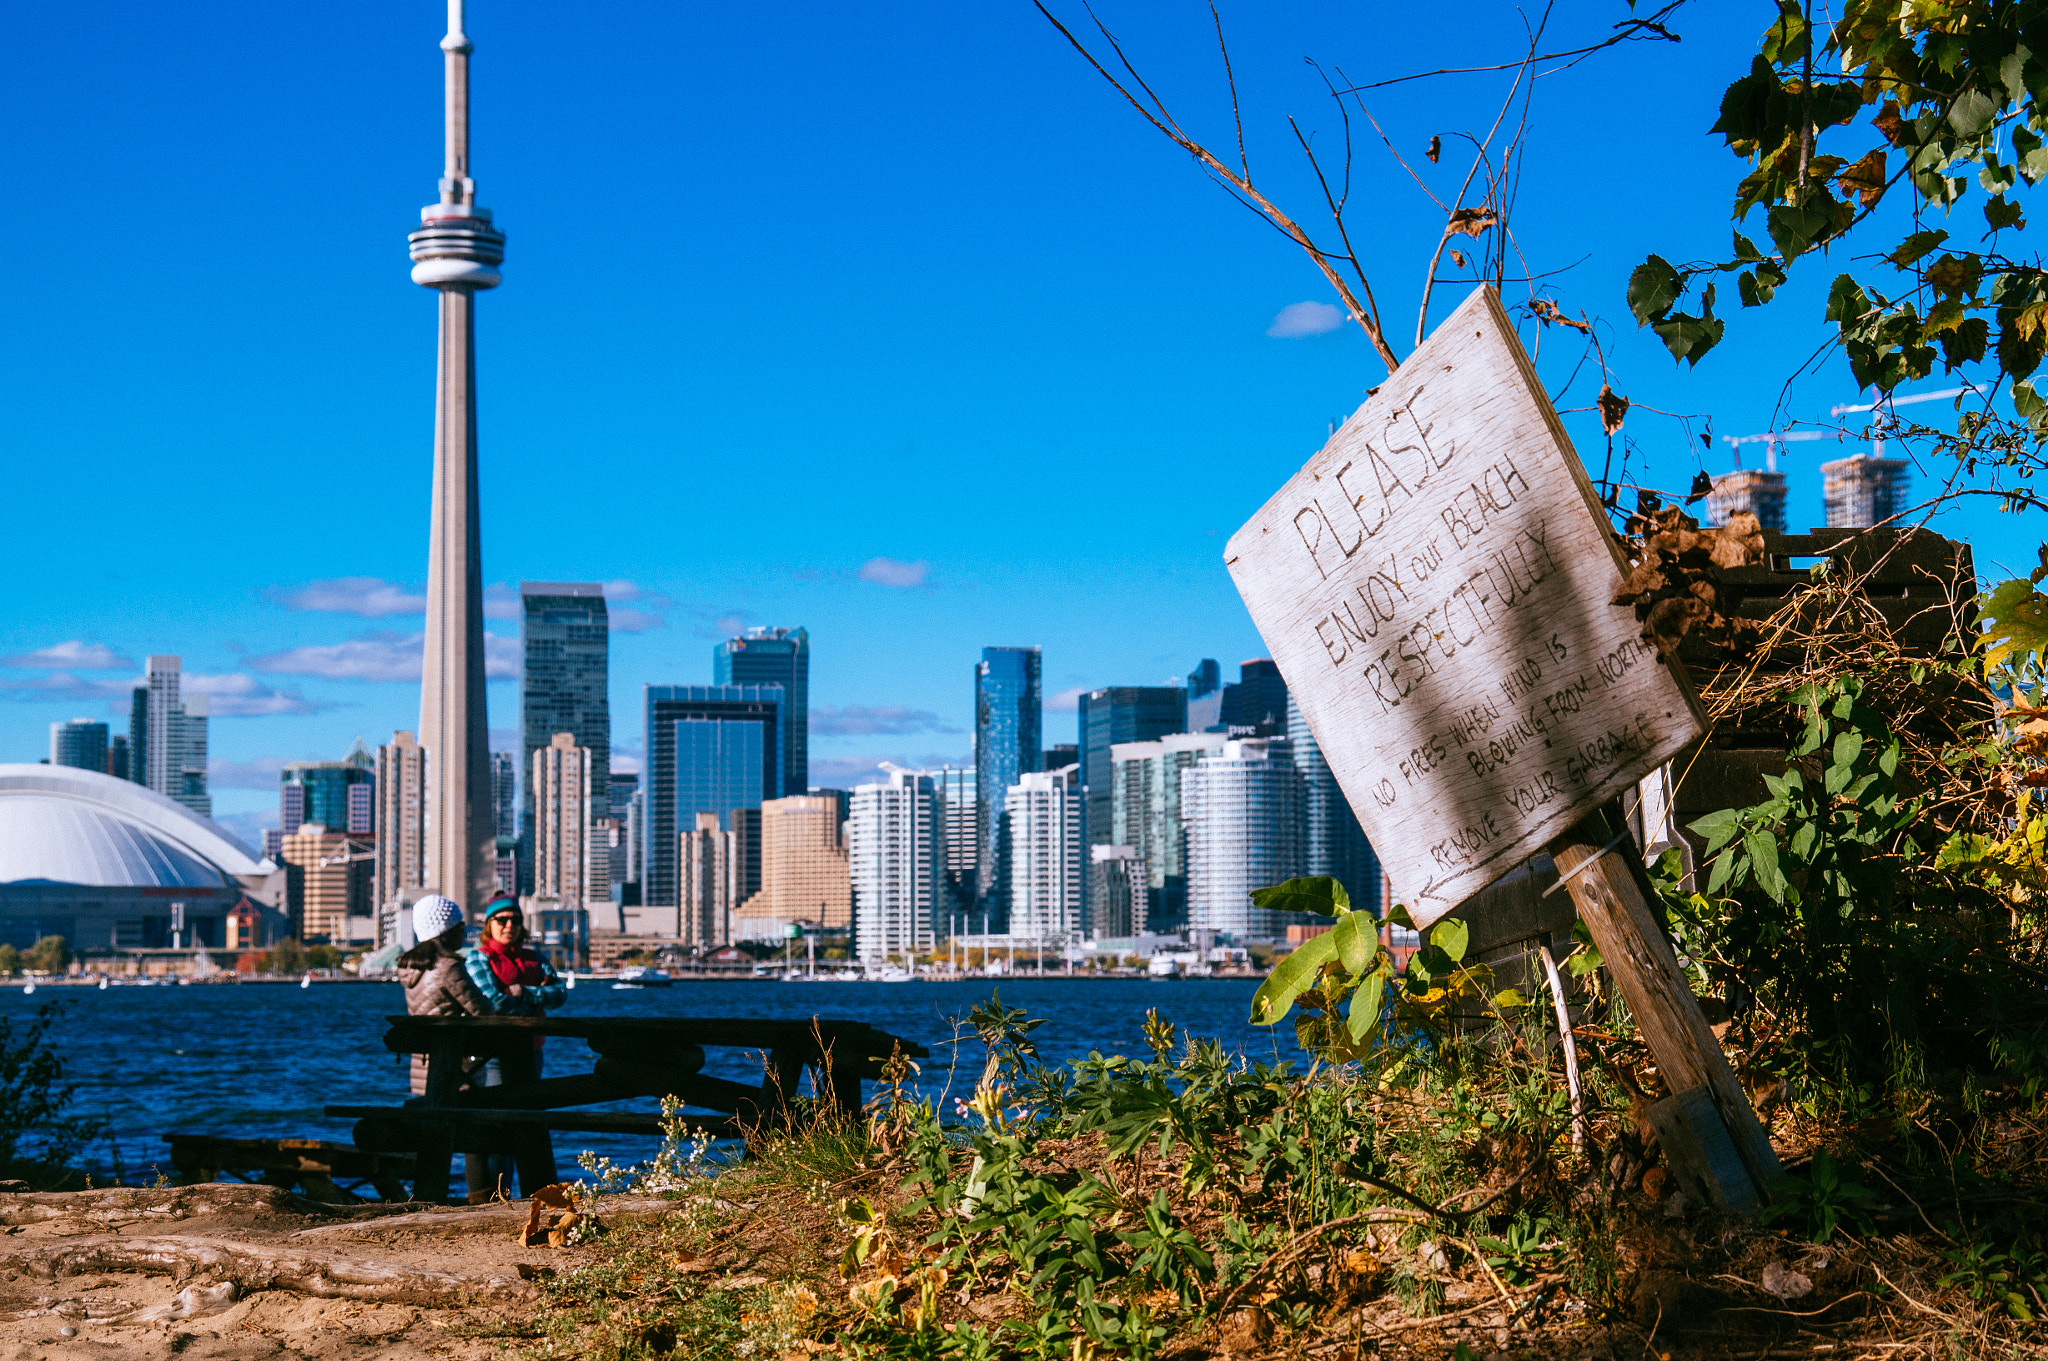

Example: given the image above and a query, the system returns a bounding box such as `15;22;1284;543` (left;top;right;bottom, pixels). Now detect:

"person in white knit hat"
396;895;489;1097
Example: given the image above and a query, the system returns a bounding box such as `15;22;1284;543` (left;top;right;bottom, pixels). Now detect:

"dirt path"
0;1186;673;1360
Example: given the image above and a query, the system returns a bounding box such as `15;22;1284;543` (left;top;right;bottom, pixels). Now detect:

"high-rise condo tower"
410;0;505;910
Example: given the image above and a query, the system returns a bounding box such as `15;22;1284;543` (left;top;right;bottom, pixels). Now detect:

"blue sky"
1;1;2034;844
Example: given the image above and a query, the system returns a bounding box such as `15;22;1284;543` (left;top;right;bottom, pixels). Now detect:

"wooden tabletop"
382;1014;930;1058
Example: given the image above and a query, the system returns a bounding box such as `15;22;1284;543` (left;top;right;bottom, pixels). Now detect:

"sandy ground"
0;1186;669;1361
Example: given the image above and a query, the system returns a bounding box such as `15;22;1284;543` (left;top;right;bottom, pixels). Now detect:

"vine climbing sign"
1226;286;1706;927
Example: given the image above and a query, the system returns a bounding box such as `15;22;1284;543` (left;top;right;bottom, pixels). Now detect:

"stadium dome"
0;764;282;956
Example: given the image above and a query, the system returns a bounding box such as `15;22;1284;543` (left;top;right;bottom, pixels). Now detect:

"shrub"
0;1004;103;1172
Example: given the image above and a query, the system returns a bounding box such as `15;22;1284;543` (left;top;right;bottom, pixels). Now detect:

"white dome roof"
0;764;275;892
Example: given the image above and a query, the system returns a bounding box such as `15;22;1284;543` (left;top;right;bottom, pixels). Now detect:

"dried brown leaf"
1871;101;1906;147
1598;384;1629;436
1426;135;1441;164
1836;148;1888;210
1446;206;1498;237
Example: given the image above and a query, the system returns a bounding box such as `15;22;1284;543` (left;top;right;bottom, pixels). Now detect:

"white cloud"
608;607;666;633
244;632;518;683
484;583;520;621
808;752;972;787
2;641;135;671
1267;301;1345;339
208;756;289;789
810;705;961;736
270;577;427;617
183;673;331;716
0;673;135;702
603;580;670;632
858;557;930;589
1047;686;1089;714
611;751;643;775
692;608;756;640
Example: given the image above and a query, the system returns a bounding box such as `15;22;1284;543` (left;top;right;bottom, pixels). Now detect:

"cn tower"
410;0;503;912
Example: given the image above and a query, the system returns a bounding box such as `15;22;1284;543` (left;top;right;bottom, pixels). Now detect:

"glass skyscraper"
1181;738;1304;942
1285;694;1381;911
281;747;375;835
712;626;808;796
49;719;108;772
521;583;610;844
1077;686;1187;857
643;685;783;909
974;646;1041;917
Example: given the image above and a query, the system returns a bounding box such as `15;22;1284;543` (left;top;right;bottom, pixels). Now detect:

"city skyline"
3;3;2032;849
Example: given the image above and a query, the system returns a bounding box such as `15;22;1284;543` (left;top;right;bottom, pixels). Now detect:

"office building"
521;583;609;859
263;828;284;862
1077;688;1187;868
849;768;941;963
1706;468;1787;533
678;812;737;948
1234;660;1290;737
1185;659;1224;734
410;0;505;914
106;735;130;782
1004;766;1082;943
1089;845;1147;939
584;818;617;903
126;686;148;787
1822;454;1912;528
974;647;1041;915
142;657;210;816
713;626;809;796
643;686;783;909
606;773;638;896
531;733;593;906
374;731;428;937
49;720;108;773
734;793;850;939
1111;732;1227;934
1182;738;1305;941
280;825;374;944
1285;694;1381;909
928;765;978;922
281;748;375;837
490;750;517;840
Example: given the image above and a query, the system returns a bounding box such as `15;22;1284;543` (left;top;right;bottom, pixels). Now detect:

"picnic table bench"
325;1014;929;1203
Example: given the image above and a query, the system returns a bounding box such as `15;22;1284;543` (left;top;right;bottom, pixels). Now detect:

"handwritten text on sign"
1224;288;1703;927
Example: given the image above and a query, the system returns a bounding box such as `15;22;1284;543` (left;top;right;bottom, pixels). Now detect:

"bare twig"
1339;1;1690;91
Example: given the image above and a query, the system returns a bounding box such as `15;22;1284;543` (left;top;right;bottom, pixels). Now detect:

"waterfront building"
530;733;593;907
411;0;507;913
733;793;850;940
1089;845;1147;939
1004;766;1082;943
607;773;638;896
1822;454;1912;528
1111;732;1227;934
713;626;809;796
1234;659;1290;737
374;731;428;939
974;647;1041;917
520;583;609;861
107;735;130;782
642;686;783;910
490;750;517;840
280;824;374;944
1185;659;1224;734
142;657;210;816
280;748;375;837
1077;688;1187;896
1705;468;1788;533
679;812;737;949
1181;738;1304;941
49;720;108;773
1285;695;1381;910
849;768;941;963
0;764;286;954
926;765;978;923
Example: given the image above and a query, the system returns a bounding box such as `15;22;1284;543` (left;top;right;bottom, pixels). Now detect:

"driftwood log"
0;1184;347;1228
0;1234;532;1304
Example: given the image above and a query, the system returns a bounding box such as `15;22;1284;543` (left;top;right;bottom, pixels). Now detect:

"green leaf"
1249;875;1352;916
1949;87;1998;138
1980;577;2048;670
1492;988;1531;1009
1250;934;1337;1026
1431;917;1470;964
1331;910;1378;975
1746;829;1788;902
1346;972;1385;1042
1888;230;1949;268
1987;195;2027;231
1629;255;1682;325
1689;807;1745;852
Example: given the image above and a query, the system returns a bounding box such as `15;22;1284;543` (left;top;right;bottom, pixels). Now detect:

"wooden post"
411;1035;466;1204
1549;810;1781;1213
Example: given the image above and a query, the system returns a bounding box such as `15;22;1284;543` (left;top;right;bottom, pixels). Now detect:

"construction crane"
1720;429;1842;472
1830;385;1984;458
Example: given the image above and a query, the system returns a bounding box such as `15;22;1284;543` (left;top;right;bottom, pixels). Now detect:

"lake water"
0;977;1305;1183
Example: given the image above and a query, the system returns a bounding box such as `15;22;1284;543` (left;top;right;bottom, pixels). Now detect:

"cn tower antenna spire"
410;0;504;916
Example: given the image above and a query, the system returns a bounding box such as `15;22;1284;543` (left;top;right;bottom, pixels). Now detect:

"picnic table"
326;1014;929;1203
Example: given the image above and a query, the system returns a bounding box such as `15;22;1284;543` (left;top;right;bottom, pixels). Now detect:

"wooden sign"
1225;287;1705;927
